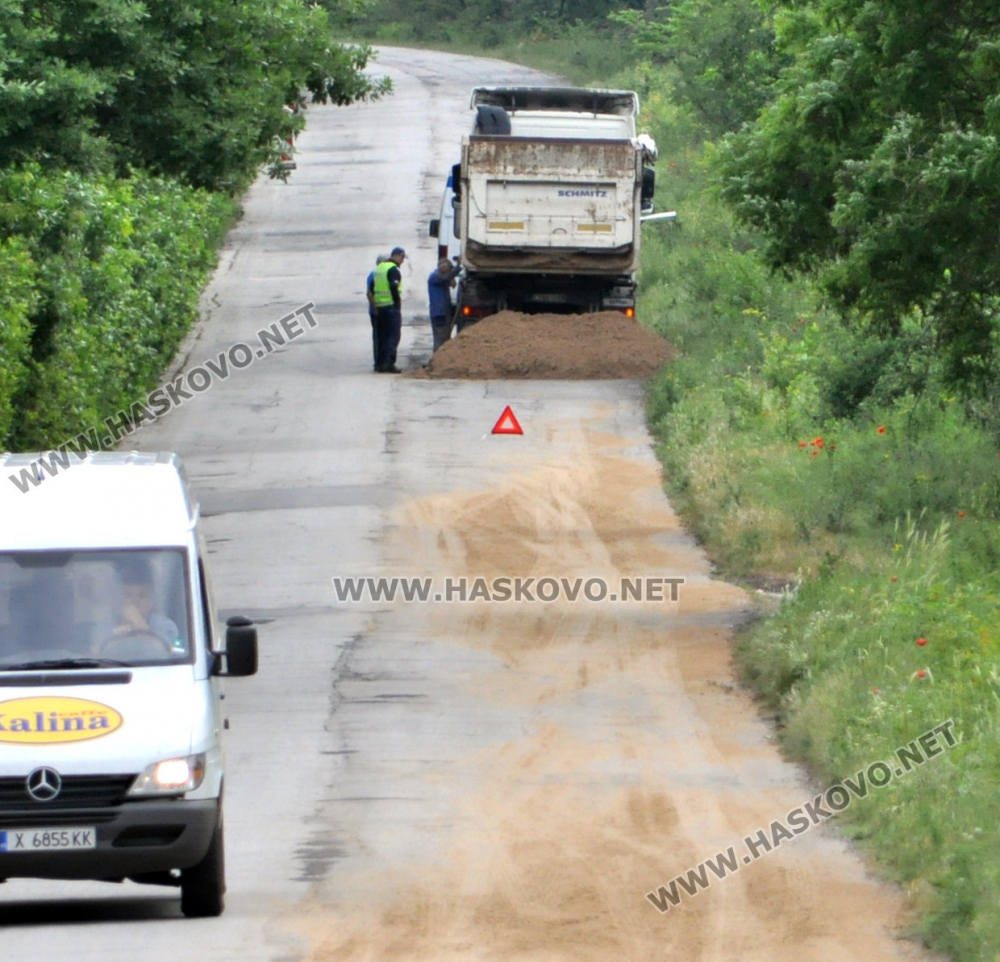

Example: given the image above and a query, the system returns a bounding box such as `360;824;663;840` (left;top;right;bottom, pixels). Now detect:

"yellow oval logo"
0;697;123;744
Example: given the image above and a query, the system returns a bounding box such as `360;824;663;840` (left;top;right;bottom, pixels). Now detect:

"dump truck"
431;86;658;321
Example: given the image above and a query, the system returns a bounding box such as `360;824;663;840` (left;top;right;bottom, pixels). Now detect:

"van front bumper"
0;798;218;881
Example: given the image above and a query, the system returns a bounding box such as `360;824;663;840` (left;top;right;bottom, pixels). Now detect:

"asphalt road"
0;47;940;962
0;44;558;960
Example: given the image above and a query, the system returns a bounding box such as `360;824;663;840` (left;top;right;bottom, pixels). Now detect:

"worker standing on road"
371;247;406;373
427;256;462;352
366;254;387;370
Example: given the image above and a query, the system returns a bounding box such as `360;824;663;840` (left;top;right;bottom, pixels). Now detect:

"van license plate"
0;828;96;852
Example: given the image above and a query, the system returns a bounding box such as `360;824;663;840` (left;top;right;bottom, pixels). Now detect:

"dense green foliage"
718;0;1000;387
1;166;231;448
0;0;387;191
338;0;645;58
0;236;38;445
611;1;788;135
0;0;384;451
340;0;644;47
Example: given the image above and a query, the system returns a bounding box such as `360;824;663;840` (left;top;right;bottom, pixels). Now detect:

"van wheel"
180;817;225;917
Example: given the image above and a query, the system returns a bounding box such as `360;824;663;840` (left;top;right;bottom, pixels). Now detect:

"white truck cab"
428;168;457;261
0;451;257;917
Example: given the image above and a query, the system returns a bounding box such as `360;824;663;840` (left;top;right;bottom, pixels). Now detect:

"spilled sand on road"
287;424;935;962
410;310;677;379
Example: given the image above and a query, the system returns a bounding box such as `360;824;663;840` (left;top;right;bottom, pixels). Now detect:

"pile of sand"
412;311;677;379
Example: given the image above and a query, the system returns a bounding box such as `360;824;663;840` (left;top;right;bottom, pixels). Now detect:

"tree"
0;0;389;192
719;0;1000;384
0;0;128;174
612;1;788;135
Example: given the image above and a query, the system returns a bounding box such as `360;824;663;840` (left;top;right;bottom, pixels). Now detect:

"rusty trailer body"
449;86;652;318
461;137;641;275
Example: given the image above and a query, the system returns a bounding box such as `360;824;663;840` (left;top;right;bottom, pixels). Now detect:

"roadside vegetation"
0;0;387;451
348;2;1000;958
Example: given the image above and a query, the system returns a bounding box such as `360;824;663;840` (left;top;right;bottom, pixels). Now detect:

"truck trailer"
432;87;657;321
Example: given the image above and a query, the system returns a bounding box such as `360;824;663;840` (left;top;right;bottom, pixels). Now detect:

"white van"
0;451;257;917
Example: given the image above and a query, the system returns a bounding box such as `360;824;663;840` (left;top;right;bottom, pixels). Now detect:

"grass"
738;516;1000;960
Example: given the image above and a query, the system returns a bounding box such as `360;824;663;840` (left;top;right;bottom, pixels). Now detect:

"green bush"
0;237;38;444
0;0;387;194
0;165;230;450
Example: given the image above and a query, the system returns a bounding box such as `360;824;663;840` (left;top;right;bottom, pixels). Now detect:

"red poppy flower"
916;637;927;647
814;437;824;448
891;576;898;583
871;687;880;695
799;440;806;448
916;669;928;679
877;426;886;434
958;511;965;518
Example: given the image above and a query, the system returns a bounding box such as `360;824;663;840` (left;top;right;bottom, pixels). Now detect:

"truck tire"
180;816;225;917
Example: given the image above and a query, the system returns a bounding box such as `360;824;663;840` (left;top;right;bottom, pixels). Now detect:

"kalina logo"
0;697;123;744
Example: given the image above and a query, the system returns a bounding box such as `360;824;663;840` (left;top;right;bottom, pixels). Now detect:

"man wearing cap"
370;247;406;373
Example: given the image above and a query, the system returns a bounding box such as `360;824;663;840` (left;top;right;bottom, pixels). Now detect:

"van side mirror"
451;163;462;201
221;615;258;677
429;218;440;238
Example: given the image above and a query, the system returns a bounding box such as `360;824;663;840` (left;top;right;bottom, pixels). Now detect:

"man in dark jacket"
427;257;461;351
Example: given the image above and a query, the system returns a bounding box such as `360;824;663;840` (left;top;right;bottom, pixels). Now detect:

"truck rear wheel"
180;816;225;917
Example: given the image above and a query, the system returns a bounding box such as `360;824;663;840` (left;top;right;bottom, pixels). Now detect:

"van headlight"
128;754;206;796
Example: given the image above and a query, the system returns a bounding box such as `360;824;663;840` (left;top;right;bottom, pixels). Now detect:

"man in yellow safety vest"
368;246;406;373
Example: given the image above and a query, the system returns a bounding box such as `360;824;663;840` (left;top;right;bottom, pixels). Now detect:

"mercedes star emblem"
26;767;62;803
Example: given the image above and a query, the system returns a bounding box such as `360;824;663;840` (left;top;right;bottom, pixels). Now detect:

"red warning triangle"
491;405;523;435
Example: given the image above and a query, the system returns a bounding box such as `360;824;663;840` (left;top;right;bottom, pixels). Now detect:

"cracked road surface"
0;47;939;962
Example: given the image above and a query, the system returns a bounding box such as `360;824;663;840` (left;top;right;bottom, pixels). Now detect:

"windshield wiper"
0;658;130;672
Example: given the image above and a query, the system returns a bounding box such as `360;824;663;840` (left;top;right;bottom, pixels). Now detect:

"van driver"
108;558;181;651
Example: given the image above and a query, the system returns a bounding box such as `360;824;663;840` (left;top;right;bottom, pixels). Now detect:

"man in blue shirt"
427;257;461;351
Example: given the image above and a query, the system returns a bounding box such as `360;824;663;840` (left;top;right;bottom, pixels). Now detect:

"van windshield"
0;549;192;669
